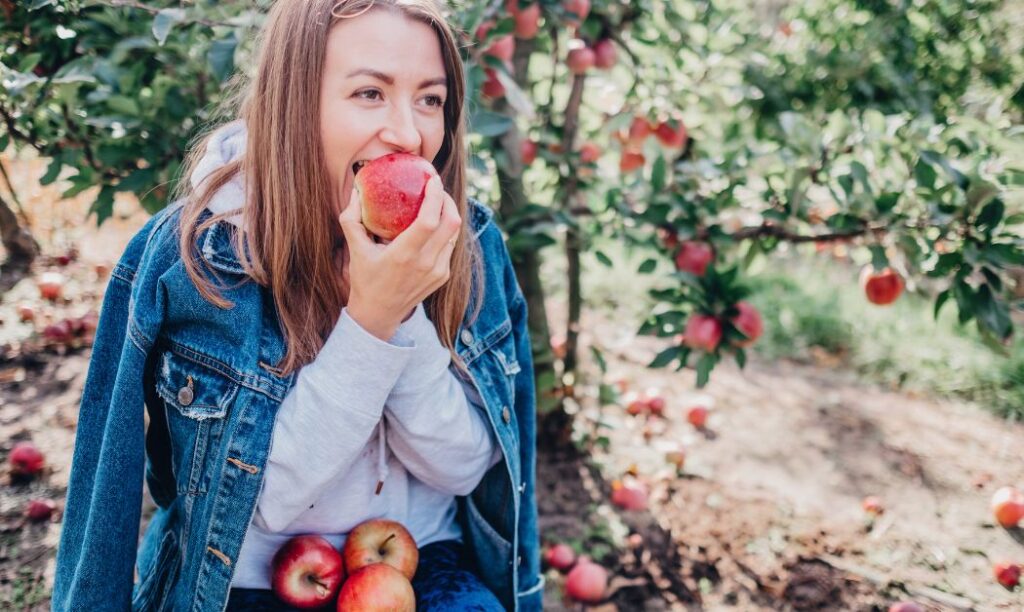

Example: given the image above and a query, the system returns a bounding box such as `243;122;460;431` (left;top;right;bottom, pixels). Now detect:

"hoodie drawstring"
375;418;389;495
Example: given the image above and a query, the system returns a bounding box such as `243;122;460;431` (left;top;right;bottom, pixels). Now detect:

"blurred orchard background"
2;0;1024;609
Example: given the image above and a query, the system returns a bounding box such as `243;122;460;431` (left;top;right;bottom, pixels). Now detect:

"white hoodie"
190;120;501;589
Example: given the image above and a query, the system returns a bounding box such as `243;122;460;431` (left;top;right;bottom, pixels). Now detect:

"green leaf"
734;348;747;369
17;53;43;73
469;111;513;137
91;185;116;225
589;346;607;374
651;155;667;192
868;245;889;270
974;198;1004;233
974;285;1012;339
875;192;900;215
595;250;613;267
41;156;63;186
29;0;55;9
209;33;239;82
933;289;950;320
638;258;657;274
914;158;937;190
648;346;679;368
152;8;186;46
694;353;718;388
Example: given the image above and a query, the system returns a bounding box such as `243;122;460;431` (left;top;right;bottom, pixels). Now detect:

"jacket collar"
199;198;495;275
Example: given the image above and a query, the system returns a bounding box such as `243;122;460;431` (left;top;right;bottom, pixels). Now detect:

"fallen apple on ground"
336;563;415;612
25;499;57;522
10;441;45;477
544;543;576;572
993;561;1021;589
565;558;607;604
37;272;65;302
271;535;345;609
343;518;419;580
991;486;1024;528
354;153;438;241
887;602;923;612
687;406;709;429
862;496;884;517
611;479;648;511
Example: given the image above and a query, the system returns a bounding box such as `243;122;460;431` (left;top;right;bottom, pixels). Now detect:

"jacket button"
177;385;194;406
502;406;511;424
460;329;474;345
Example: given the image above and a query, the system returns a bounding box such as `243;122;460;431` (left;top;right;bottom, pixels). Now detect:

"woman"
51;0;542;610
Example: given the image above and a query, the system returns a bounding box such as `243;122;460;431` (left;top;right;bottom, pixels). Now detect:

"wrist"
346;304;399;341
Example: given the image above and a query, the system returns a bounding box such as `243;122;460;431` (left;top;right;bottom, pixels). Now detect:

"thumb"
338;188;373;253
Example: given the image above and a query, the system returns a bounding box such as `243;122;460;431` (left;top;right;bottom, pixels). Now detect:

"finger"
338;188;374;253
423;192;461;259
394;175;444;250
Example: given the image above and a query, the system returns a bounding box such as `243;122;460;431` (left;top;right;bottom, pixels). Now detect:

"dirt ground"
2;153;1023;610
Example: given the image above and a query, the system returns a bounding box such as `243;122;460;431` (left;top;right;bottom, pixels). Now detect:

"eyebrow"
346;68;447;89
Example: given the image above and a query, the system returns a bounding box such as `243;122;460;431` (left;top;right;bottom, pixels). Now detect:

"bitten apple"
343;519;419;580
354;153;438;241
336;563;415;612
271;535;345;609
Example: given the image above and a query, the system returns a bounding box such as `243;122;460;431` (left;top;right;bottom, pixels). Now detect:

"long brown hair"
174;0;483;376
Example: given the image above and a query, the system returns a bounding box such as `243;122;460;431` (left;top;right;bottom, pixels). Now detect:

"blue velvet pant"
225;539;504;611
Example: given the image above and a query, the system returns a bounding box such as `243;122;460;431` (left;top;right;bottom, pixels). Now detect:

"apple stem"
379;533;396;555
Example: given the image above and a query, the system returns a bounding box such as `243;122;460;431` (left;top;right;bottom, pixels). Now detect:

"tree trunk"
0;191;38;275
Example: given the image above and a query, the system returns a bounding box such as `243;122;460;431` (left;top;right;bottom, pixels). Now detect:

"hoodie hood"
191;120;248;227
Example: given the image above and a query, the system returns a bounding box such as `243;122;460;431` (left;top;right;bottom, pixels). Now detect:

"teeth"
352;160;367;175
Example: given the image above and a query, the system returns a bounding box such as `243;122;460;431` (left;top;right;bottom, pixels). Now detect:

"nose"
379;101;422;153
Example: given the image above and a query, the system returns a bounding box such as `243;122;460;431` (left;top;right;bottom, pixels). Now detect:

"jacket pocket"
487;329;521;408
131;529;180;612
517;574;545;612
154;349;238;496
462;494;513;606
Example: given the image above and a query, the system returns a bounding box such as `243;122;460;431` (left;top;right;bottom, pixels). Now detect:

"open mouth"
352;160;369;176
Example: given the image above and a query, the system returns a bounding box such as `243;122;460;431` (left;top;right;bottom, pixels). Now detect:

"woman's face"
320;9;448;214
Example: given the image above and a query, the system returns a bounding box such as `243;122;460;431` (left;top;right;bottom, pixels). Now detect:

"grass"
553;235;1024;421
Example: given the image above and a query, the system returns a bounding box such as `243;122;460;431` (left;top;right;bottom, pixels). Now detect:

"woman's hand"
338;175;461;340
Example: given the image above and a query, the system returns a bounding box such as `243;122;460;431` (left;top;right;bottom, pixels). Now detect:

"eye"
424;94;444;107
355;89;383;101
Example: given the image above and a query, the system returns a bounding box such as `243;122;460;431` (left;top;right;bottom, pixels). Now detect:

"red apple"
654;117;688;149
611;479;648;511
271;535;345;609
619;150;645;173
674;241;713;276
627;116;653;147
683;314;723;352
562;0;590;23
579;142;601;164
566;46;595;74
994;561;1021;589
731;301;763;347
336;563;415;612
991;486;1024;528
860;266;904;306
544;543;576;571
521;139;538;166
593;39;617;69
25;499;57;523
645;390;666;416
476;21;515;63
16;304;35;323
624;392;647;416
687;406;709;429
509;1;541;39
10;441;45;476
343;519;418;580
481;68;506;100
354;153;437;241
38;272;65;302
43;320;73;344
565;559;607;603
888;602;923;612
862;496;884;517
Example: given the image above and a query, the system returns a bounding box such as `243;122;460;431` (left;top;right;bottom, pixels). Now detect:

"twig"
83;0;236;27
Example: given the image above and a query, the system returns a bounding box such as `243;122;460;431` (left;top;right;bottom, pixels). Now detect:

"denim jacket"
52;198;543;611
